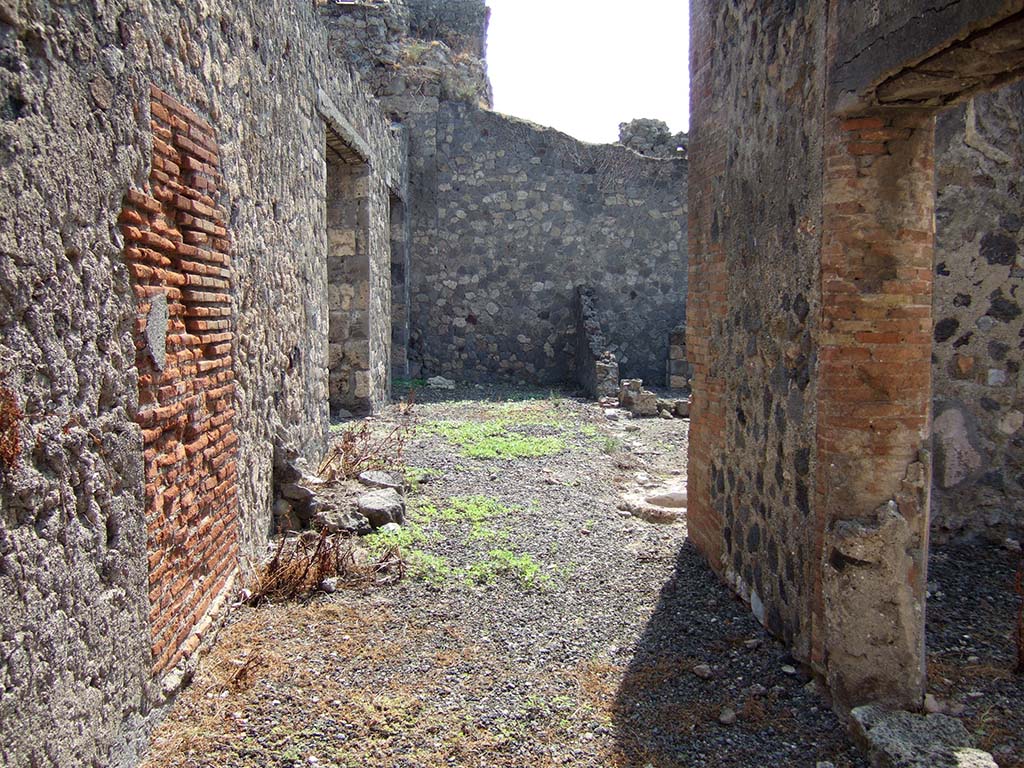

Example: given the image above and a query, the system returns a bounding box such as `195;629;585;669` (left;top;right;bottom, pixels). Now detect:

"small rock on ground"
358;470;403;490
850;705;997;768
357;488;405;527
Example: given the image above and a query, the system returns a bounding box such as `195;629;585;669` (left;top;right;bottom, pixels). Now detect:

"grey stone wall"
0;2;402;765
391;194;413;377
407;0;490;58
690;0;826;658
667;326;689;390
409;103;688;386
320;0;492;109
931;82;1024;541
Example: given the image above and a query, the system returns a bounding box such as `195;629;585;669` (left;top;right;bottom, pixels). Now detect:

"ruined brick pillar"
814;111;935;708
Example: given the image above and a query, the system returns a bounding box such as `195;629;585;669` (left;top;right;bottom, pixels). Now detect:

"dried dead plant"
319;395;416;482
246;531;405;604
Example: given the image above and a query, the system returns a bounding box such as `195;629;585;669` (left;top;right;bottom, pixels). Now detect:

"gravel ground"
141;383;1016;768
925;541;1023;767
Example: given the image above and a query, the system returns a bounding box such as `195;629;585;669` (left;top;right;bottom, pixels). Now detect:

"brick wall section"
119;86;239;677
815;110;934;706
684;0;726;569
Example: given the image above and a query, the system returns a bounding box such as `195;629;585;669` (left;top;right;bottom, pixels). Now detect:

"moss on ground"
422;418;565;459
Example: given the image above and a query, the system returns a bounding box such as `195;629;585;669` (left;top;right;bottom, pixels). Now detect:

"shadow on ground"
610;538;868;768
392;379;583;406
926;541;1023;764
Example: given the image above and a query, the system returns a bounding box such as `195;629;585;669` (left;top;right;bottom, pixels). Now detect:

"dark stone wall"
408;0;490;57
689;0;1024;711
831;0;1020;109
408;103;688;387
932;82;1024;540
687;0;827;661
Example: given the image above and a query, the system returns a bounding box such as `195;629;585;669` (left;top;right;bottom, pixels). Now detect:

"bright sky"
486;0;690;145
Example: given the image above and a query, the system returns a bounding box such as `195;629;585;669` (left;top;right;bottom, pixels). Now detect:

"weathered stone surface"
822;458;930;709
407;103;687;387
666;325;691;390
575;286;620;399
143;292;168;371
644;489;688;509
322;0;493;108
932;406;983;489
323;4;677;393
850;705;997;768
314;505;372;536
618;118;688;159
687;0;829;703
427;375;456;389
0;0;404;764
358;470;403;490
931;82;1024;541
357;488;406;527
688;0;1024;718
619;379;659;418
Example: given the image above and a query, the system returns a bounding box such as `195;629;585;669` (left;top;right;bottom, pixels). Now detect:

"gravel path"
926;541;1023;767
144;385;878;767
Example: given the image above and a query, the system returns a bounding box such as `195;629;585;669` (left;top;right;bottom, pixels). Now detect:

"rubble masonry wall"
408;103;688;386
0;2;402;765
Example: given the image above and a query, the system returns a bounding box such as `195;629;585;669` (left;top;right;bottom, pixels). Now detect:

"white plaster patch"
933;408;982;488
987;368;1007;386
145;292;168;371
750;589;765;624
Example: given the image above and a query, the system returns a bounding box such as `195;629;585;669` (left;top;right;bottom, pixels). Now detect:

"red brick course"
121;86;239;676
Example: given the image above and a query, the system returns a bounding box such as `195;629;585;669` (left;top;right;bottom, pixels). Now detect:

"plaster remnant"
932;407;982;488
144;292;168;371
823;500;925;710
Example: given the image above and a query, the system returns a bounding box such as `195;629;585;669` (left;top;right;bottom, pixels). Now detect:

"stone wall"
688;0;1023;712
407;0;490;58
618;118;688;159
409;103;688;386
574;286;620;399
390;193;413;378
0;2;402;765
667;326;689;390
320;0;492;110
932;82;1024;541
322;0;685;391
687;0;827;678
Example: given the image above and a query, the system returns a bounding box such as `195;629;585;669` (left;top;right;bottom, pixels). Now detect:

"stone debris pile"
618;117;688;159
273;435;407;535
614;379;691;420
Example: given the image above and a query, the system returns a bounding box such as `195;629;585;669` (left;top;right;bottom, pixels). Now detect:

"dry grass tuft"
320;400;415;482
246;530;404;605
